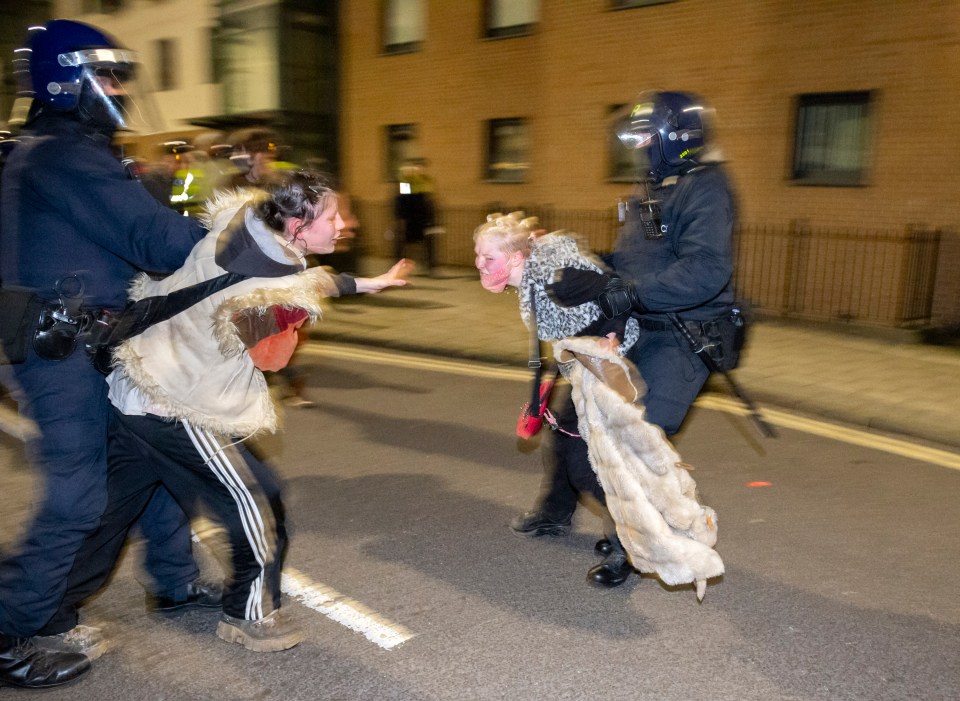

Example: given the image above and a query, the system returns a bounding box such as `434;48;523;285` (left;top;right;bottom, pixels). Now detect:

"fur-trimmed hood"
109;196;339;437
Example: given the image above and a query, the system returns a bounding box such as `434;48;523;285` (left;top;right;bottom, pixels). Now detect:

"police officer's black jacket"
612;165;735;323
0;111;206;311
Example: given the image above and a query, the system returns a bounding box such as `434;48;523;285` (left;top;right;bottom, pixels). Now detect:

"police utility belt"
0;272;247;373
637;309;747;374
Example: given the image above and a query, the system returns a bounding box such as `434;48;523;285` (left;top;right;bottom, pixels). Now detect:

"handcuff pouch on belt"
693;308;746;373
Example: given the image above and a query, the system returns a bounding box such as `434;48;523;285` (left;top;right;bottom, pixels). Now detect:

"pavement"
312;258;960;451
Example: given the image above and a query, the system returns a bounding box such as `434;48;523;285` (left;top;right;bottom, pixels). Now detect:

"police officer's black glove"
596;276;646;319
547;268;611;307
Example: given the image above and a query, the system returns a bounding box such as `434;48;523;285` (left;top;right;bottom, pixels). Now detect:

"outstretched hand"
355;258;415;293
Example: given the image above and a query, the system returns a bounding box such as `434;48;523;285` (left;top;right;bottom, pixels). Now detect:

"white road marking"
306;342;960;472
191;519;415;650
282;568;414;650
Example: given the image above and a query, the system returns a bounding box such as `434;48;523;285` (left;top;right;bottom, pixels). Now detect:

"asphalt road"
1;343;958;700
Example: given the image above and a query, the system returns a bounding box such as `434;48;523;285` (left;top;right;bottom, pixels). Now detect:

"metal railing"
352;200;943;328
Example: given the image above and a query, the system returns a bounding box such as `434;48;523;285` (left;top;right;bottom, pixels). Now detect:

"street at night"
2;343;956;700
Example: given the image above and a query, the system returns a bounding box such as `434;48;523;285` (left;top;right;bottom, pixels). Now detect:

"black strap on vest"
96;272;249;347
527;284;544;415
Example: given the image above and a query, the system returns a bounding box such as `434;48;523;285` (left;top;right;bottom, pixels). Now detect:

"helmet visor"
613;101;657;150
58;47;138;68
78;60;164;133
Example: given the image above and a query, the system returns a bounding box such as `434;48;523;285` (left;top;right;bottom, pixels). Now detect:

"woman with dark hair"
43;169;412;654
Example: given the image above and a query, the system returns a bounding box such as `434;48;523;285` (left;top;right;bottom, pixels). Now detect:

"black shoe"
0;634;90;689
587;557;633;588
146;580;224;615
509;511;571;537
594;538;613;556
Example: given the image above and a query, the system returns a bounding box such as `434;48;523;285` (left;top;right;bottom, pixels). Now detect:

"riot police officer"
542;90;738;587
0;20;218;689
605;90;737;433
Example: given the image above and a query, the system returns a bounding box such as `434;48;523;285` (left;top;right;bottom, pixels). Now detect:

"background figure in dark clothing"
394;160;438;275
0;20;218;689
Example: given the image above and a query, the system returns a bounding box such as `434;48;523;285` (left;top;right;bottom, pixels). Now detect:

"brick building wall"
341;0;960;327
341;0;960;231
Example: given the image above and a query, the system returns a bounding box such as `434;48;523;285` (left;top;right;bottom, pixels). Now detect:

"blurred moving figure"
0;19;217;689
49;170;412;654
226;127;296;190
394;159;438;276
141;138;191;207
474;212;641;588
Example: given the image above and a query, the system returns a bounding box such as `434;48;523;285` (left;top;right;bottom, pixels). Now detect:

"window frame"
486;117;529;183
791;90;874;187
483;0;539;39
382;0;425;55
154;38;178;92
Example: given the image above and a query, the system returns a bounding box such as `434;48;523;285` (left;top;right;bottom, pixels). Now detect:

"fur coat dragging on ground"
554;335;725;600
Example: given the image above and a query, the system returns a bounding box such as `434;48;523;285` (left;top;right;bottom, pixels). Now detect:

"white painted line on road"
309;342;960;472
191;518;414;650
282;568;415;650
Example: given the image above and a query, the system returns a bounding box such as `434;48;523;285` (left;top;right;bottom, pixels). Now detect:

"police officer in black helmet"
604;90;737;431
0;20;219;689
541;91;738;587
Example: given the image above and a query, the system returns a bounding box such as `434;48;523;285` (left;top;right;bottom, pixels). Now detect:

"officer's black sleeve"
32;138;206;274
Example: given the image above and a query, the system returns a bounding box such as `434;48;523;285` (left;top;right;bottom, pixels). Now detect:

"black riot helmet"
613;91;714;182
22;19;159;134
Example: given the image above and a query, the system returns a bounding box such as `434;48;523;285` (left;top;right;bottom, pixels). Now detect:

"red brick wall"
341;1;960;325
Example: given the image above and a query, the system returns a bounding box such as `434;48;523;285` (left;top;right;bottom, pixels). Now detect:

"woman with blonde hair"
474;212;640;587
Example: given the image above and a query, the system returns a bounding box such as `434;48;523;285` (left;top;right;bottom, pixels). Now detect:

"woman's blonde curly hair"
473;211;542;257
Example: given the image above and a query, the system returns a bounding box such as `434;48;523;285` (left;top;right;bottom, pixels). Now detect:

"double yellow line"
305;342;960;472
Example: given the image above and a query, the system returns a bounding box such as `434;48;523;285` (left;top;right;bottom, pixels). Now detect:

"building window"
792;91;873;186
485;0;538;39
385;123;418;181
383;0;425;54
607;104;646;182
153;38;178;92
610;0;677;8
487;118;529;183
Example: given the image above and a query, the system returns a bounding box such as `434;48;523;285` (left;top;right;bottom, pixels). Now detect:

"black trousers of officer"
41;408;287;633
534;327;710;522
0;350;197;638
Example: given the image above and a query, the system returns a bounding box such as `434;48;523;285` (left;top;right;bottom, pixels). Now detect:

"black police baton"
666;312;777;438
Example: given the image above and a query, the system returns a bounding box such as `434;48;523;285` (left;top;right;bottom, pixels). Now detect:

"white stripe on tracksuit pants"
182;420;278;620
114;410;286;621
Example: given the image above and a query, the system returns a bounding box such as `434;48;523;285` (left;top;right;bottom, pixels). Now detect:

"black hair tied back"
254;168;336;234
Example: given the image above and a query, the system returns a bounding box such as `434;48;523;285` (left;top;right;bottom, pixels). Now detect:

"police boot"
0;633;90;689
586;536;633;588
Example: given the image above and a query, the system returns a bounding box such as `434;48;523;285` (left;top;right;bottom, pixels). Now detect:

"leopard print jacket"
517;232;639;354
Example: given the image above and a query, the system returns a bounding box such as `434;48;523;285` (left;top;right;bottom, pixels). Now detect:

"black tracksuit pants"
41;408;286;633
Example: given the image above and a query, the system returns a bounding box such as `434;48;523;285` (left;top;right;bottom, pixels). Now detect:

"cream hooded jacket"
107;192;351;437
